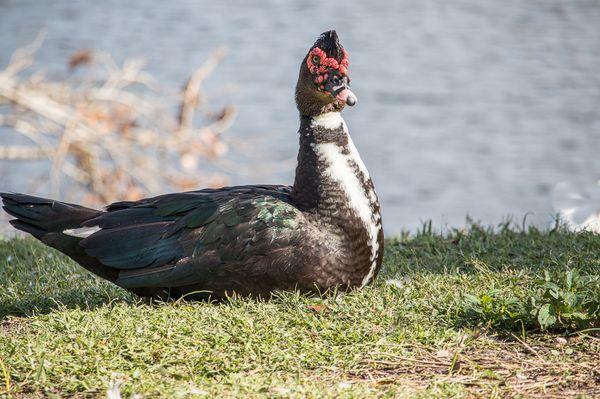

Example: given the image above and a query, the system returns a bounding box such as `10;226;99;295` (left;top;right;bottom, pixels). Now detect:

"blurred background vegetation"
0;33;234;206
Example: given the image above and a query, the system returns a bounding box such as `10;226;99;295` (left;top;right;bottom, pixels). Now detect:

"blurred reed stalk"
0;32;236;206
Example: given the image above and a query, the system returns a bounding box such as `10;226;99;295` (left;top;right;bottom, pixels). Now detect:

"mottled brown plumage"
1;30;384;300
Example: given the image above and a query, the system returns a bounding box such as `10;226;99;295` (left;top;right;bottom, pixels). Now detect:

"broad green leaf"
537;304;557;329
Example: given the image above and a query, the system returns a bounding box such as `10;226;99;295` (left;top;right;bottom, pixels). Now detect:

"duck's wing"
76;185;303;294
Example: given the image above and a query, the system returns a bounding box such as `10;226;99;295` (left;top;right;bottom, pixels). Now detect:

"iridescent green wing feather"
76;185;303;289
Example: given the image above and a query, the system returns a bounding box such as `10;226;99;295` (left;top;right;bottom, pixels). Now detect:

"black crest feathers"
313;30;344;61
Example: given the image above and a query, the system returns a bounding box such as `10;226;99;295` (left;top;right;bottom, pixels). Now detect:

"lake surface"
1;0;600;234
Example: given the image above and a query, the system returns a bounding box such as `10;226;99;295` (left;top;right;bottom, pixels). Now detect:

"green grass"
0;223;599;398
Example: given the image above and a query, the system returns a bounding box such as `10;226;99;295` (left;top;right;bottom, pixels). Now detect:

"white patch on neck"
311;112;344;130
312;114;381;288
63;225;101;238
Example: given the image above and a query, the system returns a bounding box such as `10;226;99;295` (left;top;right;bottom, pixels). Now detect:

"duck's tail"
1;193;118;281
1;193;100;239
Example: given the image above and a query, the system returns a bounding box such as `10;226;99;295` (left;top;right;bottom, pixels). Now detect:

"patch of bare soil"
352;335;600;398
0;316;26;335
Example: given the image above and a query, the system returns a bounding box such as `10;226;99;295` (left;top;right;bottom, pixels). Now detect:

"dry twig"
0;34;236;206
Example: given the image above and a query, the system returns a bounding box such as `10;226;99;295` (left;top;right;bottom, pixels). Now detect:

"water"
1;0;600;234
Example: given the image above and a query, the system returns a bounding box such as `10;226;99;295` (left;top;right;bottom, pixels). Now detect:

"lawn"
0;223;599;398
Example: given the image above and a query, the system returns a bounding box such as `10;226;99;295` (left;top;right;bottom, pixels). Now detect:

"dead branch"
0;35;235;206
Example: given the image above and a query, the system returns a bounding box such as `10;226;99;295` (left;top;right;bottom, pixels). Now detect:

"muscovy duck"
1;30;384;300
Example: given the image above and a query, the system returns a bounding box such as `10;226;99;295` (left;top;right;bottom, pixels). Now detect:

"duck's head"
296;30;357;117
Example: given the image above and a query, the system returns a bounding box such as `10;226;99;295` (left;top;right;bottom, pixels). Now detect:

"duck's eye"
333;76;340;84
312;55;320;64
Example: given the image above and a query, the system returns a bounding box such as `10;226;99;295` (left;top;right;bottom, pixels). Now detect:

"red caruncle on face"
307;47;349;90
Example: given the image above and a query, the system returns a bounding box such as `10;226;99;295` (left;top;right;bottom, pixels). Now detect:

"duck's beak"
336;87;357;106
326;76;357;107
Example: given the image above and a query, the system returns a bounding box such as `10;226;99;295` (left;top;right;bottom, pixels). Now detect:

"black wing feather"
80;222;181;269
80;185;293;273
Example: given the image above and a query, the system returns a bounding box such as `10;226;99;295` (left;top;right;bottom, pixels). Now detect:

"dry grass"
352;338;599;398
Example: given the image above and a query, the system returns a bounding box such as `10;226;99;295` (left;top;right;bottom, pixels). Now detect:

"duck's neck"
292;112;375;213
292;112;383;284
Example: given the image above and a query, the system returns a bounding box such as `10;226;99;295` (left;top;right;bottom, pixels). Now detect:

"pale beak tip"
346;94;357;106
